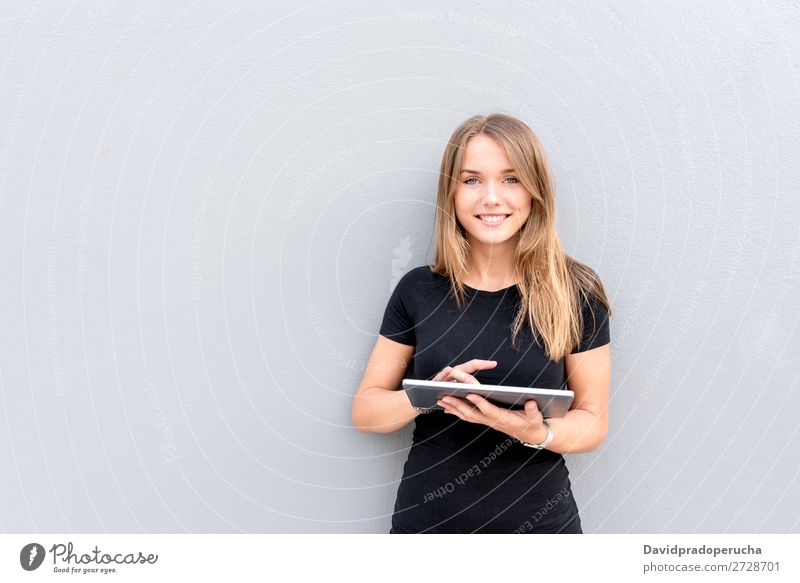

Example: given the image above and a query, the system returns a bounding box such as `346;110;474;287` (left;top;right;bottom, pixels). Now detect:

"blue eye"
462;176;519;185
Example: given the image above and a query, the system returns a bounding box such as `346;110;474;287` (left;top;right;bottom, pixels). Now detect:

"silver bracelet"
414;406;436;415
519;419;553;449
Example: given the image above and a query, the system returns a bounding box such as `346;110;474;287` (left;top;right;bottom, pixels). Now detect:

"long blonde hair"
431;113;611;361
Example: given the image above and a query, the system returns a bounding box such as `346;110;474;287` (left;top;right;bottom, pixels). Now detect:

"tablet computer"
402;379;574;418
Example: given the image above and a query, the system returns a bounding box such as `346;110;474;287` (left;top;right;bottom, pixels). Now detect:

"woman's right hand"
432;359;498;385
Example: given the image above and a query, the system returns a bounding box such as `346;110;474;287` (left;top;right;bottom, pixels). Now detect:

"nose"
484;180;501;204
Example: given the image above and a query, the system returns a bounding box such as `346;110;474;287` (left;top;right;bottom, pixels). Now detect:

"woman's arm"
520;343;611;453
351;335;418;433
439;343;611;453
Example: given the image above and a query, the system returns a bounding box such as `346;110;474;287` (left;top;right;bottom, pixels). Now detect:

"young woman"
351;113;612;534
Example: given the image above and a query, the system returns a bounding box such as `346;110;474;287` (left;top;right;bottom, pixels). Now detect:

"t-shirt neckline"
462;282;518;296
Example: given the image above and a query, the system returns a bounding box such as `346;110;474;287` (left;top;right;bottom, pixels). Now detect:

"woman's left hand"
438;394;547;444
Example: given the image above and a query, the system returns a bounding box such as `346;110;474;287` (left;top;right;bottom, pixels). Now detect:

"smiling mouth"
475;214;511;226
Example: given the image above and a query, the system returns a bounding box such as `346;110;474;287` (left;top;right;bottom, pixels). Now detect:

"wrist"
517;419;553;449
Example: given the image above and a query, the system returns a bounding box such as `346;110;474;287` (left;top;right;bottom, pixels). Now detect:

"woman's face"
454;134;532;250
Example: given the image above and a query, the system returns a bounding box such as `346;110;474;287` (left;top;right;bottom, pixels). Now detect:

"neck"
464;238;518;288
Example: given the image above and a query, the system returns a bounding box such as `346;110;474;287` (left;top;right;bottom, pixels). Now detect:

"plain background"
1;0;798;533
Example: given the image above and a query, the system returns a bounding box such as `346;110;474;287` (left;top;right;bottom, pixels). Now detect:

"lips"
475;214;511;227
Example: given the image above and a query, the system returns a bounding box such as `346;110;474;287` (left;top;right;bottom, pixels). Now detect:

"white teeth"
478;215;508;222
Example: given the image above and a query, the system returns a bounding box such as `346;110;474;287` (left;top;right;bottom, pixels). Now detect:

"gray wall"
1;0;798;533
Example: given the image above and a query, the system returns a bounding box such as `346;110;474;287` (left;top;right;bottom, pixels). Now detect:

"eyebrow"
460;168;516;174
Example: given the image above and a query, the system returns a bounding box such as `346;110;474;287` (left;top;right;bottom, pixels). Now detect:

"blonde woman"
352;113;612;534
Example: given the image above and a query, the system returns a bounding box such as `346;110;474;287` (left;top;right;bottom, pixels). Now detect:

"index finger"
458;359;498;373
447;367;480;384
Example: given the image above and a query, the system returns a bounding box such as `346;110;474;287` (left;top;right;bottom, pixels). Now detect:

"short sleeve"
570;292;610;354
378;271;418;346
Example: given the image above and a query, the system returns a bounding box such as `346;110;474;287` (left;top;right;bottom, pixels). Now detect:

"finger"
525;399;542;416
464;394;510;429
440;396;485;422
460;359;498;373
432;366;452;381
523;401;544;425
439;396;463;414
438;397;461;418
441;403;470;421
448;367;480;384
465;393;502;415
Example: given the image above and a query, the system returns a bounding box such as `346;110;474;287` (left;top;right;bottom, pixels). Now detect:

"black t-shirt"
379;265;610;533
